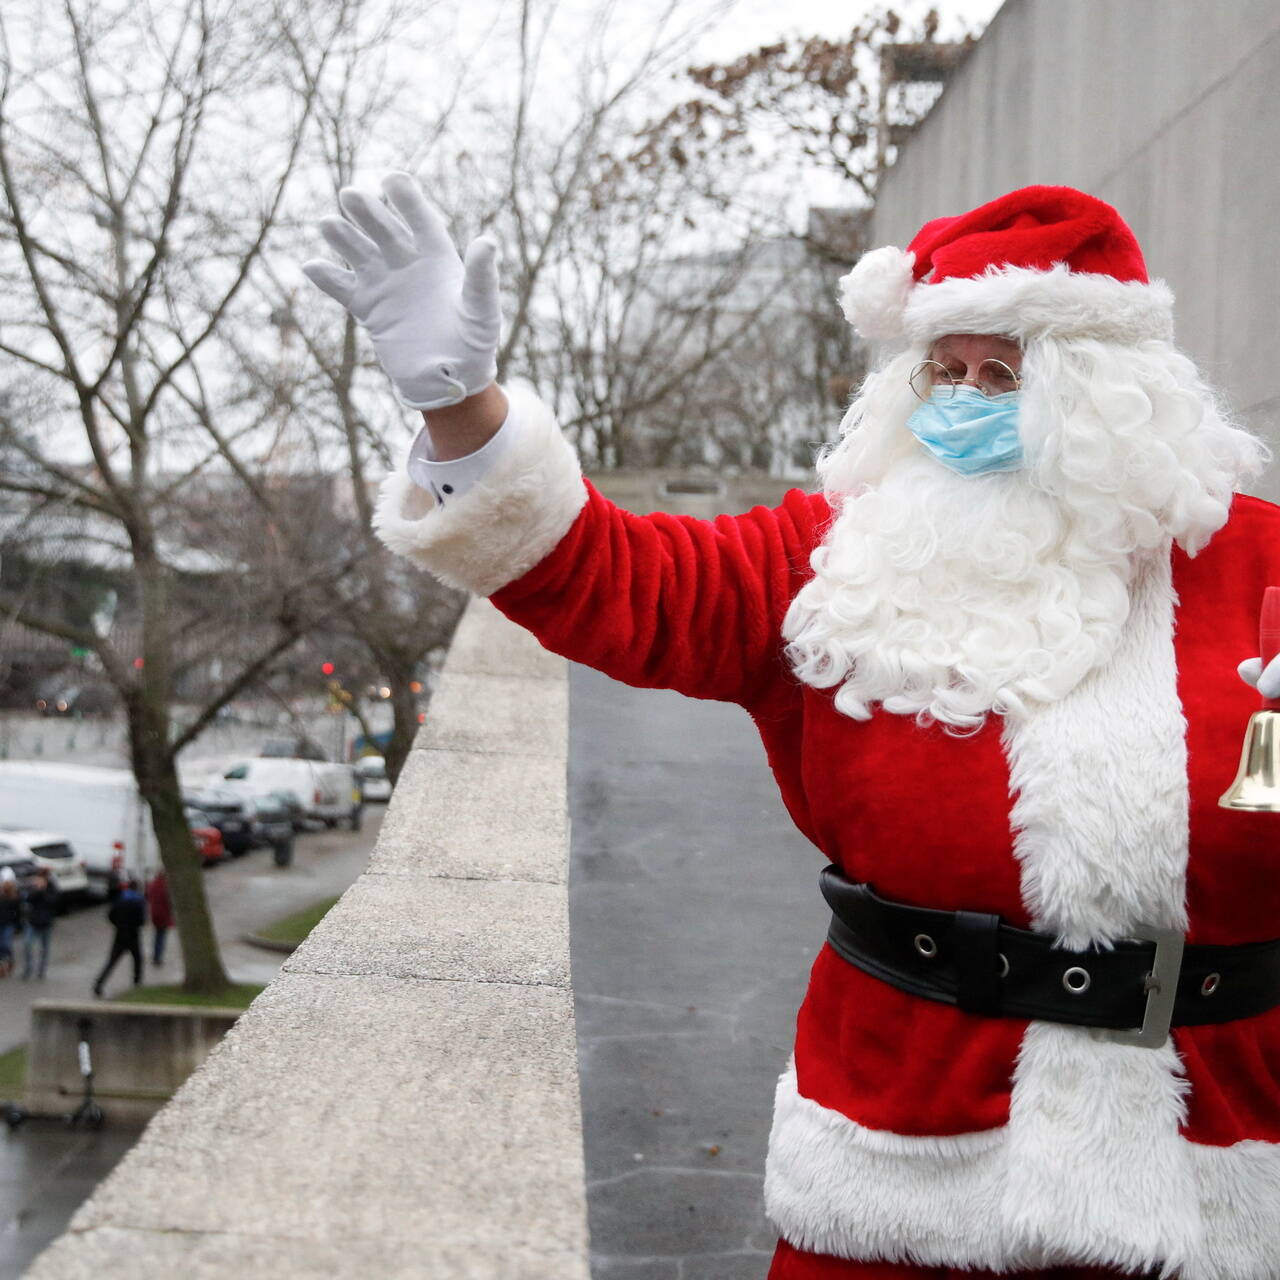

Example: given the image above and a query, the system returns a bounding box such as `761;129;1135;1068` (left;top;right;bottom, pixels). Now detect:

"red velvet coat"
482;480;1280;1280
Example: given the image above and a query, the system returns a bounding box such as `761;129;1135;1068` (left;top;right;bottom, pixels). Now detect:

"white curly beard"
782;336;1265;731
782;451;1134;730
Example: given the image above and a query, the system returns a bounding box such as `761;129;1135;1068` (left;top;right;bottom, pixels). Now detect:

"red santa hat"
838;184;1174;346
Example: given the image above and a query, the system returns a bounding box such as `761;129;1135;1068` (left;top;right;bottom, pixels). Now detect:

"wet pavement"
0;1117;144;1279
569;665;829;1279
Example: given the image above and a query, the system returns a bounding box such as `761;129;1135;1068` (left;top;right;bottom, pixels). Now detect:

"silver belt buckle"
1103;924;1185;1049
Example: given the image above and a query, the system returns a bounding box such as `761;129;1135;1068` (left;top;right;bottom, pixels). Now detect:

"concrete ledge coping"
29;597;590;1278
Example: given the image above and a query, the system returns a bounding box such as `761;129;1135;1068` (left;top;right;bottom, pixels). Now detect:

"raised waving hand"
301;172;500;411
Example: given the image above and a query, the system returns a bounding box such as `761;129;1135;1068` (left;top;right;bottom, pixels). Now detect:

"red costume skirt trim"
769;1239;1160;1278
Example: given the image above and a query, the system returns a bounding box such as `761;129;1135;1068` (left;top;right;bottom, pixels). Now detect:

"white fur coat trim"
902;263;1175;346
766;1065;1280;1278
998;546;1197;1262
373;383;587;597
1002;545;1189;947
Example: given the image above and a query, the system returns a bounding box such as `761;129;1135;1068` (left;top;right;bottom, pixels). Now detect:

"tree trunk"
126;693;231;995
384;667;420;787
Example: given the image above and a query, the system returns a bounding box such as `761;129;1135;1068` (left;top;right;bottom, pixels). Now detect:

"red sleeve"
488;480;830;705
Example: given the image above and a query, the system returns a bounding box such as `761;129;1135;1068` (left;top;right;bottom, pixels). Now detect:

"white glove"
301;172;500;411
1238;656;1280;699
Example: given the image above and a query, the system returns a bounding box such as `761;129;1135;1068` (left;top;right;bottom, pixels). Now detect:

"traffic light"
321;661;335;677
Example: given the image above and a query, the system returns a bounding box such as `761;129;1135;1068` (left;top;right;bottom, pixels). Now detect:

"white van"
216;757;360;829
354;755;392;802
0;763;158;894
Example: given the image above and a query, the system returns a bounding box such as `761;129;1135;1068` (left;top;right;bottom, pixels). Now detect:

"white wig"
784;335;1268;730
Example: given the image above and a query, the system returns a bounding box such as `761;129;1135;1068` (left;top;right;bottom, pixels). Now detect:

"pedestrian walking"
0;869;20;979
145;869;173;968
20;866;58;981
305;177;1280;1277
93;876;146;997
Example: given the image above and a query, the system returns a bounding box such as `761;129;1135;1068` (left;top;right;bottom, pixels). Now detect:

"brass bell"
1220;587;1280;812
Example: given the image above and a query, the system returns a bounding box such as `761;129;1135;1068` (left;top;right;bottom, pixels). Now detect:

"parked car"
0;764;157;895
242;794;295;855
185;809;226;866
268;788;306;829
183;789;255;857
0;851;41;892
0;828;91;898
354;755;392;803
216;758;360;830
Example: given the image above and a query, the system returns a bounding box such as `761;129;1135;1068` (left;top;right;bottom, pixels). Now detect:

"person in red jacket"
145;870;173;968
304;179;1280;1280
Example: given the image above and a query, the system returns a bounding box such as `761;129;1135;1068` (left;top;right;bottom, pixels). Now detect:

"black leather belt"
820;866;1280;1048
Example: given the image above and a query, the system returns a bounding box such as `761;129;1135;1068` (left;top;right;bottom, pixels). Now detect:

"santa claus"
304;180;1280;1280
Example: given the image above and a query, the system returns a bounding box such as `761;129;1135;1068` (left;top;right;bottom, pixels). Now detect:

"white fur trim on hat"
837;246;916;340
903;264;1175;346
373;382;587;597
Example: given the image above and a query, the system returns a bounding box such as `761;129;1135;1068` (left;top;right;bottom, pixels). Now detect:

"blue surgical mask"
905;385;1023;476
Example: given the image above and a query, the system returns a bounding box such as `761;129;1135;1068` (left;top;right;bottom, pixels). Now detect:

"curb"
241;933;298;955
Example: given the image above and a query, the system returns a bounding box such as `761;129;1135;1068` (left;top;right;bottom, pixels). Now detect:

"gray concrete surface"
569;666;828;1279
0;1119;144;1280
870;0;1280;495
25;599;590;1278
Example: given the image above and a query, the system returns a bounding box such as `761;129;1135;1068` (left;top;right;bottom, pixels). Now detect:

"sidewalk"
569;665;828;1278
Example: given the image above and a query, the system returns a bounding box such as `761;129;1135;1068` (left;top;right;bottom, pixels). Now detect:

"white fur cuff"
373;383;587;597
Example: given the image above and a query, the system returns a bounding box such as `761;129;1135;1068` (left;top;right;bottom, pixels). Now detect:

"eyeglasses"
908;358;1022;401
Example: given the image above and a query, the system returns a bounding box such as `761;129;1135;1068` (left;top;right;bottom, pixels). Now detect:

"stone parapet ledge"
29;597;590;1279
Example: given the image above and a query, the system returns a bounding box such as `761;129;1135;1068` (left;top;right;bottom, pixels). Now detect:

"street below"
0;806;384;1055
0;805;384;1276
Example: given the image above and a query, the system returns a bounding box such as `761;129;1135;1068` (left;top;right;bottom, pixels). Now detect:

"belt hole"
998;952;1009;978
1062;966;1091;995
914;933;937;959
1201;972;1221;997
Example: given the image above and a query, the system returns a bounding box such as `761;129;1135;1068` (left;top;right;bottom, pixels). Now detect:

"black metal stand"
65;1017;104;1130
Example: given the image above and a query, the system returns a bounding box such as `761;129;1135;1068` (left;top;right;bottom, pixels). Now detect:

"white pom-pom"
837;246;916;339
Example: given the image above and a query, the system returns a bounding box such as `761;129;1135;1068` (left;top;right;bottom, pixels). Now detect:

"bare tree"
662;8;975;207
0;0;368;992
567;8;982;475
250;0;746;779
242;0;469;787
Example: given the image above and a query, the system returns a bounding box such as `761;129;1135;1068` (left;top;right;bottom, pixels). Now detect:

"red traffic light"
321;662;335;676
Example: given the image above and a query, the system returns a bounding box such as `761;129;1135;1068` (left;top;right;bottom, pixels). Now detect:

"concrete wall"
871;0;1280;498
25;1001;240;1123
28;598;590;1279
